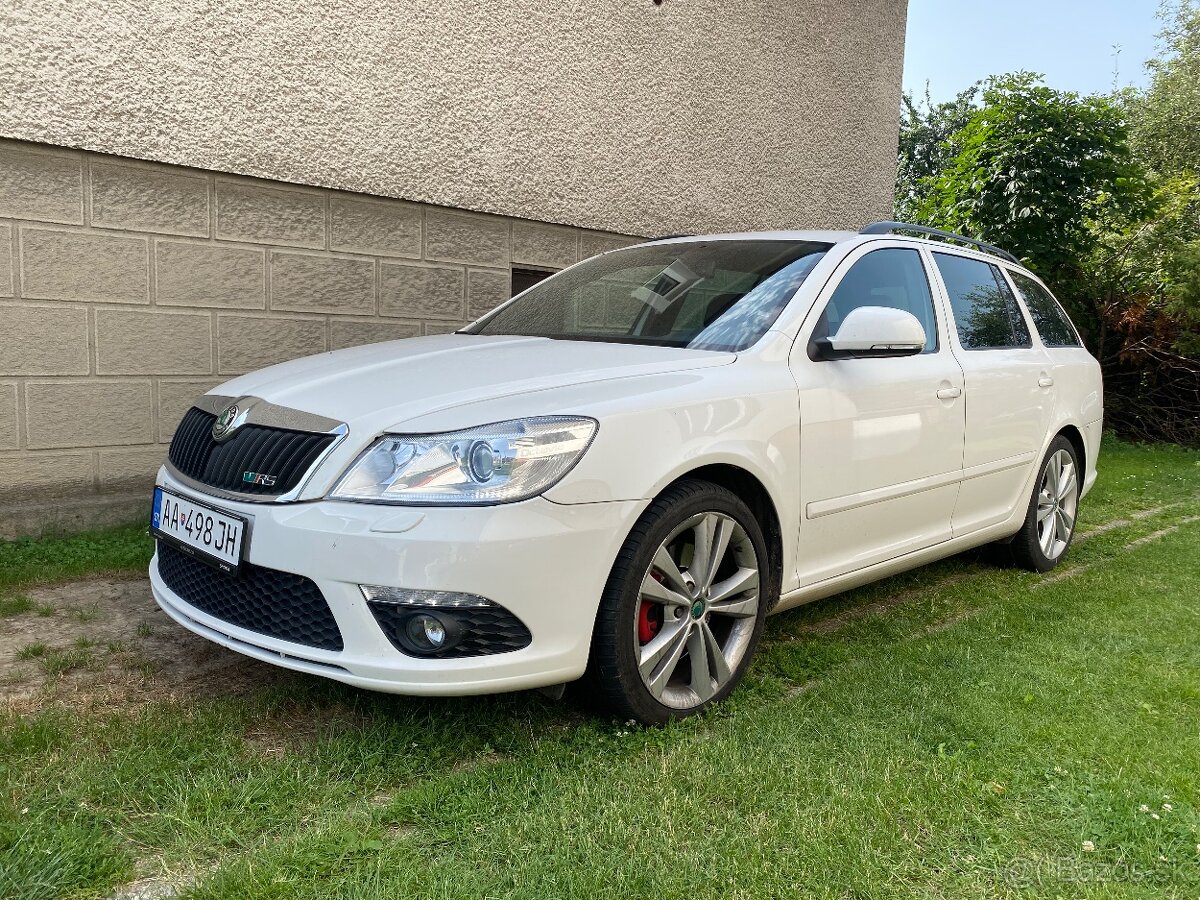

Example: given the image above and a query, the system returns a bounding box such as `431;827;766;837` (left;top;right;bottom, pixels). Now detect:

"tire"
1010;435;1081;572
586;479;772;724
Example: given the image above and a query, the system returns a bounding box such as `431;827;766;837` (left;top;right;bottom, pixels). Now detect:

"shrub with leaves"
895;85;978;224
894;13;1200;444
917;72;1154;280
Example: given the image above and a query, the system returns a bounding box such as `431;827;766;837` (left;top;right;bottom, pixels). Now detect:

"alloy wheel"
1036;448;1078;560
634;512;760;710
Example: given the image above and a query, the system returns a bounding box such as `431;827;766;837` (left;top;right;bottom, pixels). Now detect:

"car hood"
211;334;735;433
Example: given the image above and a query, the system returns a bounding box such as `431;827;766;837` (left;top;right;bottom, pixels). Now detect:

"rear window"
1008;270;1082;347
933;252;1032;350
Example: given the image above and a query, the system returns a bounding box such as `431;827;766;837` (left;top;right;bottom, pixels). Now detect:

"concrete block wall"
0;138;638;538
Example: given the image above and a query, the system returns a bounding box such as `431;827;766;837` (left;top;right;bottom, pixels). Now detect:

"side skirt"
771;515;1023;615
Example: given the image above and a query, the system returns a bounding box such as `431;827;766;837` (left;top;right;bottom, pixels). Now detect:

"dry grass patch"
0;578;282;715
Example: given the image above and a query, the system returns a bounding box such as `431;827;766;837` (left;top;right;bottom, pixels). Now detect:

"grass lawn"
0;524;152;595
2;439;1199;899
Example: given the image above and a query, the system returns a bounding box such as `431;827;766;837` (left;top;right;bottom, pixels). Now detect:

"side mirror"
810;306;927;361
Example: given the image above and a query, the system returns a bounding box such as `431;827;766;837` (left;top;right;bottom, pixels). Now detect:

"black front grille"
167;407;336;497
367;601;532;658
156;541;343;651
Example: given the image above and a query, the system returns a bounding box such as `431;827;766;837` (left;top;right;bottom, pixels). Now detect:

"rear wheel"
587;480;770;724
1010;435;1080;572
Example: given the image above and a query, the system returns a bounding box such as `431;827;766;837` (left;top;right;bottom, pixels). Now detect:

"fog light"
407;613;446;650
392;610;463;655
364;591;533;659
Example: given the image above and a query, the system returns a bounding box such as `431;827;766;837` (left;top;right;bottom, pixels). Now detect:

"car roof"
638;229;1028;271
641;230;858;246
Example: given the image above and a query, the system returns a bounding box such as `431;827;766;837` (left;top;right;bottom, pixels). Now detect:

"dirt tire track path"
0;577;283;713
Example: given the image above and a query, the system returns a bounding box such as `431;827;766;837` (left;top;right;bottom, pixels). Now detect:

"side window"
933;252;1033;350
1008;270;1082;347
813;248;938;353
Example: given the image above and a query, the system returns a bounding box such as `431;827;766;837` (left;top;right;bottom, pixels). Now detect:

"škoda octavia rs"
150;222;1102;723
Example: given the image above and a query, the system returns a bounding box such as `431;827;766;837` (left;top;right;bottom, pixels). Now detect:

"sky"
903;0;1165;103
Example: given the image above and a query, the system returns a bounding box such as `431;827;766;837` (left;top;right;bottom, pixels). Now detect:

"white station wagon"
150;222;1103;723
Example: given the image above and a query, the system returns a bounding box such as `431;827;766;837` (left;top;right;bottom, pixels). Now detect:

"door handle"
1038;375;1055;388
936;386;962;400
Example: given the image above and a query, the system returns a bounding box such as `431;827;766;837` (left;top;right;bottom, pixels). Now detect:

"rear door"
793;244;966;585
929;250;1055;536
1005;267;1096;399
1005;267;1104;483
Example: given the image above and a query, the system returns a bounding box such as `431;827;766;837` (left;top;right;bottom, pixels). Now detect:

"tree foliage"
1134;1;1200;175
894;12;1200;445
894;85;978;223
918;73;1152;276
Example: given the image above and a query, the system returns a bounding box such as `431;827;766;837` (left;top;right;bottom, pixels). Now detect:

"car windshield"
464;239;831;351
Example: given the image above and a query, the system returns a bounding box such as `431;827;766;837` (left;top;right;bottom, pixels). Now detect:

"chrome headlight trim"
328;416;598;506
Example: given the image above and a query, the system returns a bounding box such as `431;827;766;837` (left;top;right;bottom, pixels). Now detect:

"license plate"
151;487;247;574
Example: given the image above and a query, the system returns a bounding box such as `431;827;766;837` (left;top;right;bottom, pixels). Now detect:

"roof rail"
859;221;1020;265
648;234;694;241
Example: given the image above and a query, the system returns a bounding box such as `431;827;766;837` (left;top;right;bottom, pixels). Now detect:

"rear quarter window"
1008;270;1082;347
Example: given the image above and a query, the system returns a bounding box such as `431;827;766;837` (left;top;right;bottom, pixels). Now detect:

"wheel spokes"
1039;513;1056;555
686;627;714;701
1055;506;1074;544
1057;462;1076;501
1037;491;1055;523
700;621;731;685
709;567;759;617
687;622;731;702
640;570;691;608
693;514;733;592
651;545;692;598
1035;450;1078;561
634;509;761;709
639;618;690;698
688;514;715;591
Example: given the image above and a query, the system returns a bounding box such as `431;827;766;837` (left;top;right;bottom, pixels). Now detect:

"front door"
792;245;966;586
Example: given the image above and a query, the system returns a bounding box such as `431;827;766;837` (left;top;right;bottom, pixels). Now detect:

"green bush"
895;4;1200;445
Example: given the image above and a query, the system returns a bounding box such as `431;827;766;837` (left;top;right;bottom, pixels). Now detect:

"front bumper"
150;469;642;695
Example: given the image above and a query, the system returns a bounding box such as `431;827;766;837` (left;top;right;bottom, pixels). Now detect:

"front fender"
390;357;803;590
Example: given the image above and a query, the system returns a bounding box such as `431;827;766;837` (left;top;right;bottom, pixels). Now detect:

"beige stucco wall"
1;0;908;236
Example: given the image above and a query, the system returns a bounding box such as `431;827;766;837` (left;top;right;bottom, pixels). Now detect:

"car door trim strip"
805;451;1036;520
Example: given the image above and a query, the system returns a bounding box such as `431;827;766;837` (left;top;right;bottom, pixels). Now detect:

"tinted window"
933;253;1033;350
813;248;938;353
467;240;830;351
1008;270;1081;347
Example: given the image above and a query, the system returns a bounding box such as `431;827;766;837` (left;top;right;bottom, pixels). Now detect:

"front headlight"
328;416;598;505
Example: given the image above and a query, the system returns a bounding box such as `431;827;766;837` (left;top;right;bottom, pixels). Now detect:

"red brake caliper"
638;572;666;643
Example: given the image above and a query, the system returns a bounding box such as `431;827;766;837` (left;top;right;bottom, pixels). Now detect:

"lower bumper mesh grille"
156;541;343;652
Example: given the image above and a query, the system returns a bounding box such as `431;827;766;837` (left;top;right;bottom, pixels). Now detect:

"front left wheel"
586;479;771;725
